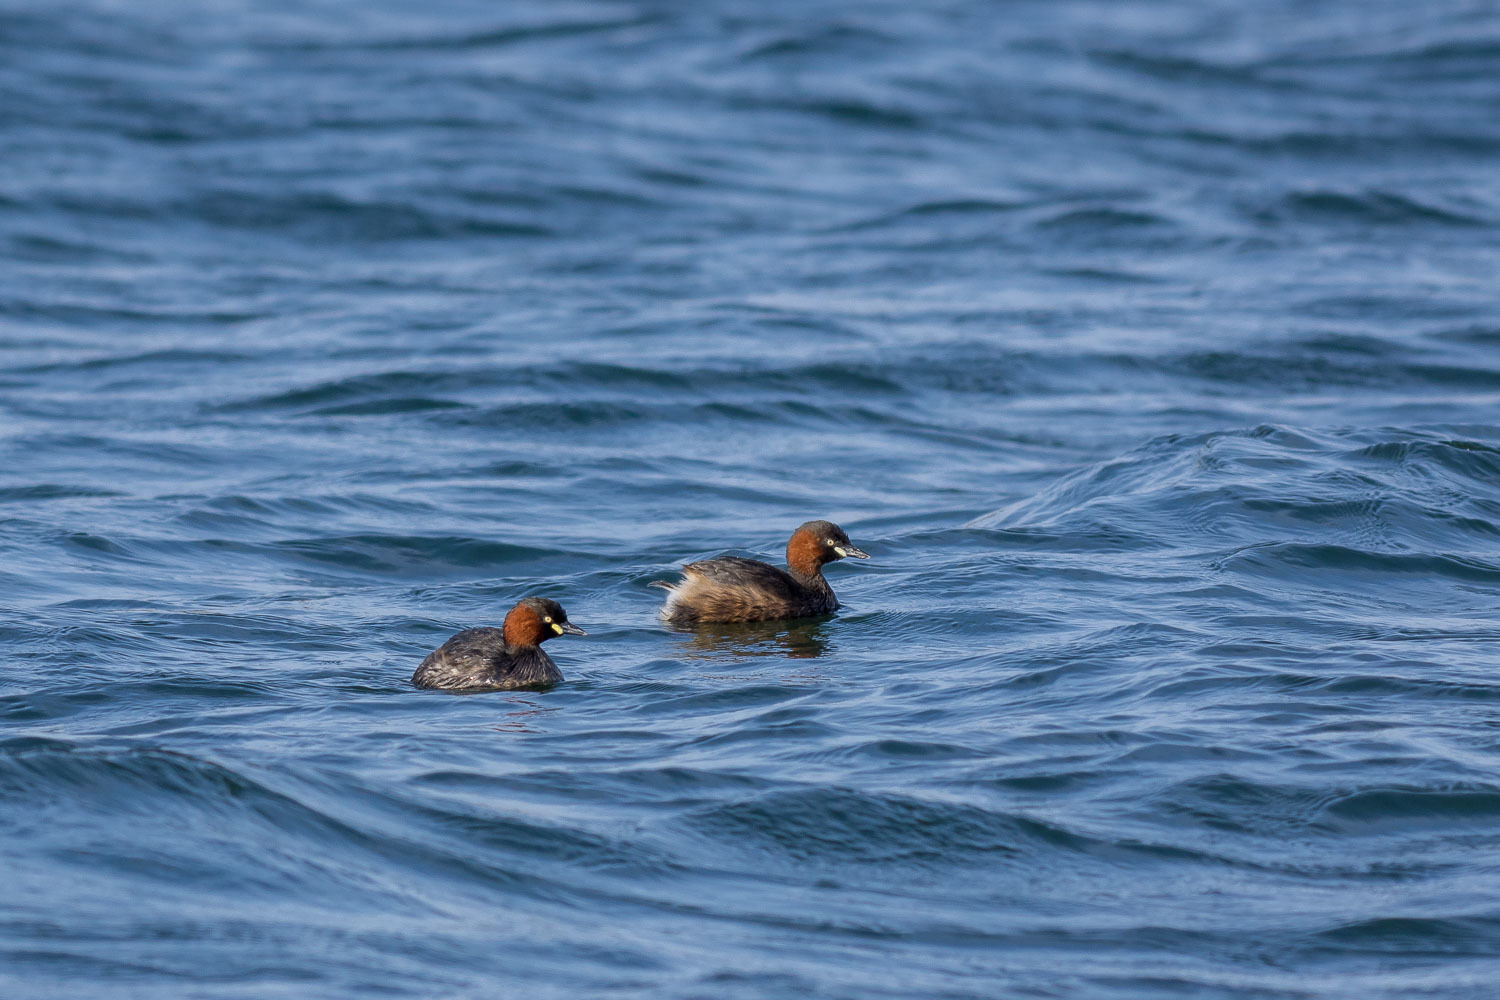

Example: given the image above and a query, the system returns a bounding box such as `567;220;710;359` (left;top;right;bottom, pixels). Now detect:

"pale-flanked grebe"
653;520;870;626
412;597;585;692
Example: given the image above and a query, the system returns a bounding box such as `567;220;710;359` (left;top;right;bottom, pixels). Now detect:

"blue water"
4;1;1500;996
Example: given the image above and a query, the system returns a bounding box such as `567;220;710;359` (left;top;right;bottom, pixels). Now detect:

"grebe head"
502;597;587;646
787;520;870;576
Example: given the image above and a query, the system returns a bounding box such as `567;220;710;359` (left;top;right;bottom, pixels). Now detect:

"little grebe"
412;597;585;692
654;520;869;626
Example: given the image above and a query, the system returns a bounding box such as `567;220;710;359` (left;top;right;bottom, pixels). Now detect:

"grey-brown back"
662;556;837;625
412;627;563;691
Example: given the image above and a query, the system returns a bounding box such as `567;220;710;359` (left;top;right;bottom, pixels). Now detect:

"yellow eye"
543;616;553;623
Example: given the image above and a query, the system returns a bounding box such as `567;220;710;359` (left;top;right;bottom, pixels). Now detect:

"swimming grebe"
653;520;870;626
412;597;586;692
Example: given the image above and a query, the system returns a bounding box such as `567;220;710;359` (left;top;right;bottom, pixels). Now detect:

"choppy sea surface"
4;1;1500;997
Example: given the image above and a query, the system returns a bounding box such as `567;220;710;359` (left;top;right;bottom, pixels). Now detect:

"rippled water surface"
5;1;1500;997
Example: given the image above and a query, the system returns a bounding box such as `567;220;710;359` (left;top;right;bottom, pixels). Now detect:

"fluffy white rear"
653;571;704;621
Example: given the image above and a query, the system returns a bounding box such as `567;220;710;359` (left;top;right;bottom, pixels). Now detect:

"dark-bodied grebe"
412;597;586;692
653;520;870;626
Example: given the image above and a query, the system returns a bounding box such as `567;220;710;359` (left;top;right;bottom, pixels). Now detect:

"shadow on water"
497;704;566;734
668;618;834;660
